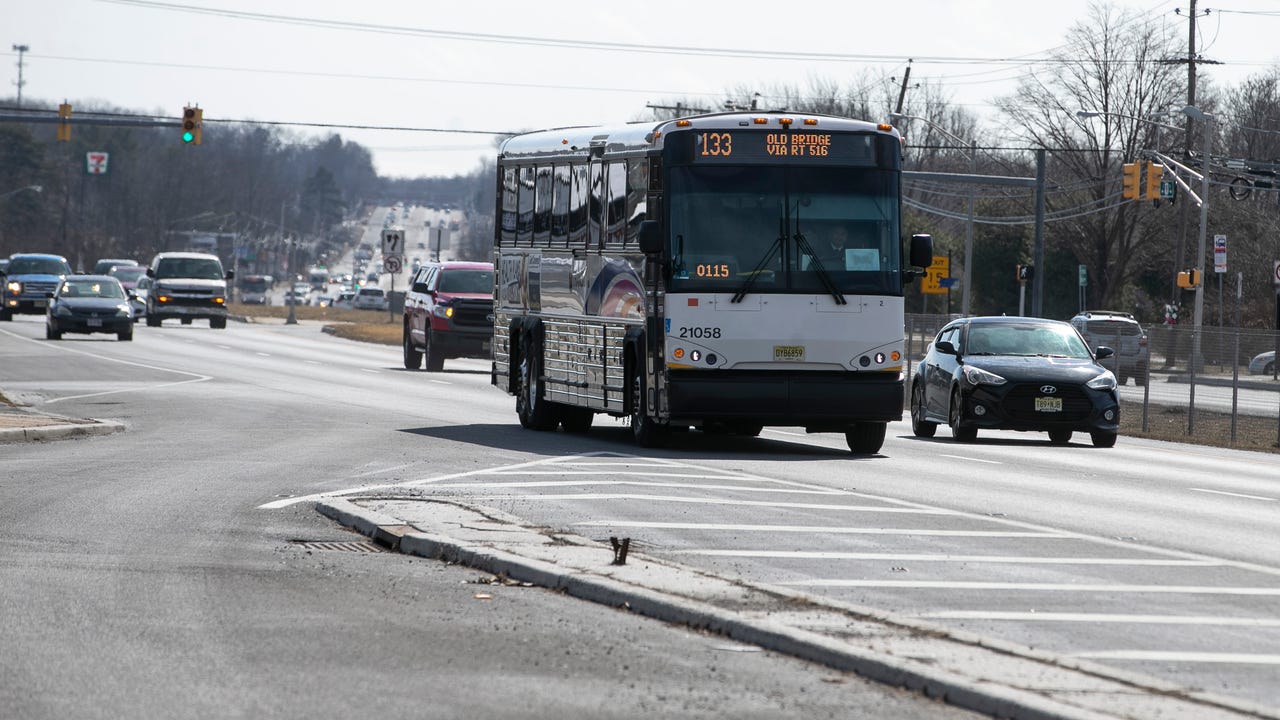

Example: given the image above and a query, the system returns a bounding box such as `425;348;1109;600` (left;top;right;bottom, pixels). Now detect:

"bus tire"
846;422;886;454
516;332;558;431
630;365;666;448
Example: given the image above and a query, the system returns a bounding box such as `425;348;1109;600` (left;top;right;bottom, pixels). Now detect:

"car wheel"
630;357;666;448
910;382;937;438
560;406;594;433
1090;431;1117;448
515;332;558;431
402;324;423;370
949;388;977;442
210;317;226;329
118;328;133;342
846;422;887;454
0;309;12;321
181;318;192;325
423;329;445;372
146;315;161;327
1048;429;1072;445
1266;362;1276;376
1117;372;1129;386
46;323;60;340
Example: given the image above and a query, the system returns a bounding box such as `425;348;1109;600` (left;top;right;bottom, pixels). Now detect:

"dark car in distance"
3;253;74;321
910;316;1120;448
45;275;134;341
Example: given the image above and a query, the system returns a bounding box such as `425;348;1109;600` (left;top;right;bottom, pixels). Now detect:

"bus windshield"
666;164;902;296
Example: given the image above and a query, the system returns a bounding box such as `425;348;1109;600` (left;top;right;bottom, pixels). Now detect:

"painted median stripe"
573;520;1063;538
670;550;1220;566
780;580;1280;595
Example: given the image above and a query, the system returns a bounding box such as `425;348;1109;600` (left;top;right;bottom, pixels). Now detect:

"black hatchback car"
910;317;1120;447
45;275;134;341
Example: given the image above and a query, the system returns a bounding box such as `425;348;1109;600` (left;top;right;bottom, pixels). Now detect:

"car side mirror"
225;270;235;281
46;291;55;299
1095;346;1115;360
935;339;958;356
146;268;155;278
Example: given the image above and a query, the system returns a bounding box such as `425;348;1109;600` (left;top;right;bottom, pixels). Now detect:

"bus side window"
533;165;553;247
625;158;648;249
517;165;534;246
500;166;517;247
604;161;627;249
551;165;570;247
588;161;604;250
569;163;589;249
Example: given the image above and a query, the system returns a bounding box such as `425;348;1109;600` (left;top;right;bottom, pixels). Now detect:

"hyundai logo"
1040;385;1058;394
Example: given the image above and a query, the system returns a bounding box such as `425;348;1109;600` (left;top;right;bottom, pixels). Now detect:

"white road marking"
1189;488;1276;502
360;368;379;374
918;611;1280;627
781;580;1280;595
304;360;322;365
573;521;1062;538
670;550;1219;566
464;493;955;514
1070;651;1280;665
433;480;844;495
256;352;270;357
939;454;1002;465
430;379;451;385
216;345;231;350
763;429;807;437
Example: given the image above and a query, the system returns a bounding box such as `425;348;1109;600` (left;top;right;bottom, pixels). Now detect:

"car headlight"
5;280;20;295
961;365;1007;386
54;303;73;317
116;304;131;316
432;303;454;319
1087;371;1117;390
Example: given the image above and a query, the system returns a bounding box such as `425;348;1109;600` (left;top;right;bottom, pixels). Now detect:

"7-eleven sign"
85;151;110;175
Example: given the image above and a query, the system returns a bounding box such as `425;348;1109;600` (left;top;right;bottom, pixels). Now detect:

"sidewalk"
318;496;1278;720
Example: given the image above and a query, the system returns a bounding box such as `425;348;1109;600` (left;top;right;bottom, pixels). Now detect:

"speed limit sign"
383;254;403;275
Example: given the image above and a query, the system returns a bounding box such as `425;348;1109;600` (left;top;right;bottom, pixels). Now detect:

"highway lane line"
917;611;1280;626
304;360;322;365
431;480;847;495
430;379;451;385
360;368;379;374
669;550;1221;566
780;580;1280;595
939;454;1003;465
1070;651;1280;664
256;352;270;357
573;521;1065;538
1189;487;1276;502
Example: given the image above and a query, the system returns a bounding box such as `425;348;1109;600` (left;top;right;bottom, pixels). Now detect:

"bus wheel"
561;406;594;433
846;422;886;454
516;333;558;431
630;369;666;448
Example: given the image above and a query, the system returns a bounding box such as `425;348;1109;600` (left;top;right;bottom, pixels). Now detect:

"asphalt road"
0;315;983;720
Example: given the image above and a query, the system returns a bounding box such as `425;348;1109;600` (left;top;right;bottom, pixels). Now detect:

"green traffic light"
182;131;194;143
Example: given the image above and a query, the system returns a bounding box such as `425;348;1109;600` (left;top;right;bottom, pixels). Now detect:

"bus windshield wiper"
793;231;847;305
730;232;783;303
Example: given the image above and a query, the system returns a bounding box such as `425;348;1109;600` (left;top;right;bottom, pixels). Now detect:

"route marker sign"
85;151;109;175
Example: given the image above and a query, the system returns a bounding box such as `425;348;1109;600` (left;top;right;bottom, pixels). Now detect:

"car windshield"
964;323;1092;359
438;269;493;294
155;258;224;280
110;266;148;281
8;257;72;275
60;280;125;299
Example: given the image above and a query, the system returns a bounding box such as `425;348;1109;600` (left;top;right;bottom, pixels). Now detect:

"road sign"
1160;179;1175;199
380;228;404;257
921;255;950;295
383;254;403;275
1214;235;1227;273
85;152;109;175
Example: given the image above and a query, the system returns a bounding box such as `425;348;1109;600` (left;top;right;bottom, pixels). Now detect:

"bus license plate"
1035;397;1063;412
774;345;804;361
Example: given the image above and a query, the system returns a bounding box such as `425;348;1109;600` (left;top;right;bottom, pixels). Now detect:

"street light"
889;112;978;315
0;184;42;200
1181;103;1213;433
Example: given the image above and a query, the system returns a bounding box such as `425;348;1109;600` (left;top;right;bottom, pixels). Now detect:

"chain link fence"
905;313;1280;450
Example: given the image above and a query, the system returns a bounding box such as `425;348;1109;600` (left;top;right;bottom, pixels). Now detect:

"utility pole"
12;44;29;107
893;60;913;116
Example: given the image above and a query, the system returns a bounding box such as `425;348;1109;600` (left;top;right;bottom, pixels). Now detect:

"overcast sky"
7;0;1280;179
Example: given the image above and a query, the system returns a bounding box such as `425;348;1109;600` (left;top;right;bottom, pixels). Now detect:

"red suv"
402;261;494;371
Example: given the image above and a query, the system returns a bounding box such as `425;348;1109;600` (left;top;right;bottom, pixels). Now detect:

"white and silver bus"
491;111;931;454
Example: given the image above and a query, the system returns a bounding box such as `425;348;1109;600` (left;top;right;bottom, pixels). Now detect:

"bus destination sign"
688;130;874;164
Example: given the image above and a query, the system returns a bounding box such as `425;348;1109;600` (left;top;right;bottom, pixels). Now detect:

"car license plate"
87;318;102;327
1035;396;1063;412
33;300;46;308
774;345;804;361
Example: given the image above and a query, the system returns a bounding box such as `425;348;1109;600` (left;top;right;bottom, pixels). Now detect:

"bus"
490;111;932;454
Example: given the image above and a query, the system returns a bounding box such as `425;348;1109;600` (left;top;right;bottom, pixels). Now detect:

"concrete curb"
316;497;1278;720
0;418;126;444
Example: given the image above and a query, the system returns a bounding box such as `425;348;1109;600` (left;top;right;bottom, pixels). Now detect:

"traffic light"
57;102;72;142
1144;162;1164;200
181;106;202;145
1016;264;1034;284
1122;162;1141;200
1176;269;1201;289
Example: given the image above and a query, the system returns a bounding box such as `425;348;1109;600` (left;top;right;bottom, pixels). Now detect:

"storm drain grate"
290;540;386;553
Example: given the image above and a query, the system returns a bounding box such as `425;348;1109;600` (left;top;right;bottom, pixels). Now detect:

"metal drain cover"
290;540;385;553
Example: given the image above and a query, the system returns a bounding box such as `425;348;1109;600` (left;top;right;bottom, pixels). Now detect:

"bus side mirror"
638;221;662;255
904;233;933;282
